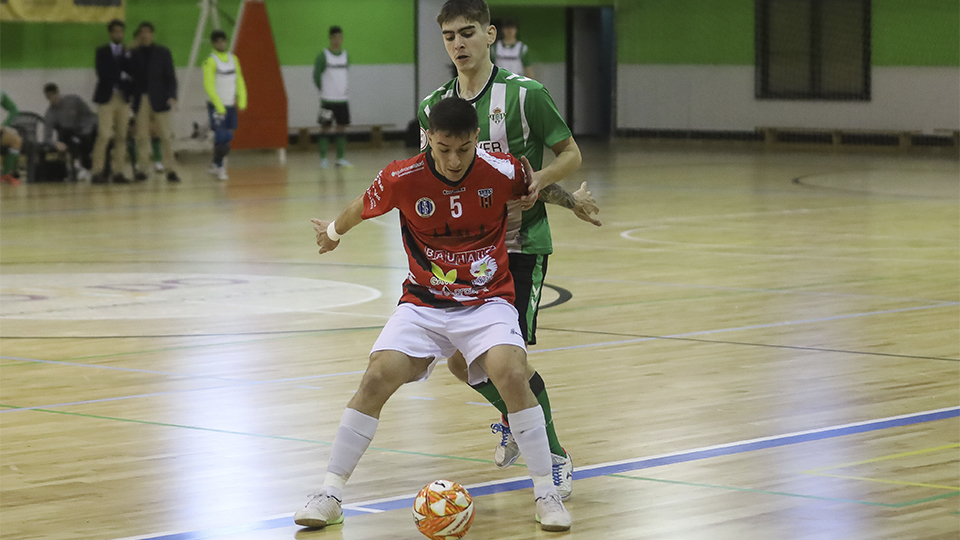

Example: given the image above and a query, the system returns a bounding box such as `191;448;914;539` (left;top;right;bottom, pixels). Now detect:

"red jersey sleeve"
489;151;528;199
361;166;396;219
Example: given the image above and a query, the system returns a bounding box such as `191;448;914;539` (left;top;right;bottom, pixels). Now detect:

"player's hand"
212;111;226;125
168;98;178;109
572;181;601;226
519;156;540;210
311;218;340;254
54;142;67;152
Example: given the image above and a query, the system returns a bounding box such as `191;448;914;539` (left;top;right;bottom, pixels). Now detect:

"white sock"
508;405;557;499
324;408;378;498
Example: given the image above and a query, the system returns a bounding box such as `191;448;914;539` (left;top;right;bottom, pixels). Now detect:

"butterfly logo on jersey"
478;188;493;208
470;255;498;286
430;262;457;286
489;107;505;125
415;197;435;218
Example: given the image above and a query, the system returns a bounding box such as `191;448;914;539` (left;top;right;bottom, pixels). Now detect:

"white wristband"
326;221;341;241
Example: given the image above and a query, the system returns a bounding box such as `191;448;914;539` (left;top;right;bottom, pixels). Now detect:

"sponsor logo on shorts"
415;197;435;218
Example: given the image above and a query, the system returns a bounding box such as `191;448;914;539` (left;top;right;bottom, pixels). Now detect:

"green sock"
151;138;162;162
471;372;565;456
2;149;19;175
336;135;346;159
319;137;329;159
472;380;509;418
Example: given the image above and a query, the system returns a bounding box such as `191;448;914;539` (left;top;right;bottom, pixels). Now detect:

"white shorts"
371;299;526;386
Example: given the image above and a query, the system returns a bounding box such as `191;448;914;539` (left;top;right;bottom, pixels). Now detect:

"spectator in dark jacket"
91;19;134;183
130;21;179;182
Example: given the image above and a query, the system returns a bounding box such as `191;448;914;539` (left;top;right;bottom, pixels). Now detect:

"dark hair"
437;0;490;27
428;97;479;136
329;25;342;36
107;19;125;32
210;29;227;42
501;17;517;28
43;83;59;94
136;21;154;35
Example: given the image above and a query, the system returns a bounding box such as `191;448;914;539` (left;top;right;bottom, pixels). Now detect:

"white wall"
617;65;960;132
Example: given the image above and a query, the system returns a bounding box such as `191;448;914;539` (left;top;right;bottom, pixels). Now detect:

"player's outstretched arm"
311;194;365;255
533;136;581;190
540;181;601;227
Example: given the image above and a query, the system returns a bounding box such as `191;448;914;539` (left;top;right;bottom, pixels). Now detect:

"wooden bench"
758;126;922;150
294;124;392;150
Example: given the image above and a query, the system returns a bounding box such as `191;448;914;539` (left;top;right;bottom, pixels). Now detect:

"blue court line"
118;405;960;540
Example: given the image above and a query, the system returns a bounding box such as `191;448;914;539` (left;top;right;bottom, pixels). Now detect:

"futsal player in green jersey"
418;0;601;500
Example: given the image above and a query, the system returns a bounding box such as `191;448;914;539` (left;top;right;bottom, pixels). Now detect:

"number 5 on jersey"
450;195;462;218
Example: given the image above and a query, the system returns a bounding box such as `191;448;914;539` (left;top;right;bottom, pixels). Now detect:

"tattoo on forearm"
540;184;575;209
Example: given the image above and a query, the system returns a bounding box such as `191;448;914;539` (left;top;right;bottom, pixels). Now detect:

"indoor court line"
2;302;955;413
115;406;960;540
532;303;958;355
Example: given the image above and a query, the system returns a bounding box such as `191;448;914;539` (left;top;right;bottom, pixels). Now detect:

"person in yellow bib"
203;29;247;181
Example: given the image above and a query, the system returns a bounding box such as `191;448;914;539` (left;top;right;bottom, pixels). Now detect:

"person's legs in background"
1;127;23;184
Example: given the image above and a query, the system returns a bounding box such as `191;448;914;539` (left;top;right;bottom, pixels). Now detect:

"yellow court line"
802;443;960;474
809;472;960;491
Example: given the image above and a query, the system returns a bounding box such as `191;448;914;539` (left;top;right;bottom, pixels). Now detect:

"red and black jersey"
362;148;528;308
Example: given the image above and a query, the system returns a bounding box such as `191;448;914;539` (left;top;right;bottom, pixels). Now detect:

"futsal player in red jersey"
294;97;572;532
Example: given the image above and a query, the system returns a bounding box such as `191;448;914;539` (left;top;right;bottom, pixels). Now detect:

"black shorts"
509;252;548;345
319;101;350;127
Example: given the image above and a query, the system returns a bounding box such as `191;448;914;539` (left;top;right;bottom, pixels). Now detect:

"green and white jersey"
418;66;572;255
492;40;530;76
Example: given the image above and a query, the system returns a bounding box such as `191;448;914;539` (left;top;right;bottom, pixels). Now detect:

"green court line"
611;474;960;508
0;404;494;466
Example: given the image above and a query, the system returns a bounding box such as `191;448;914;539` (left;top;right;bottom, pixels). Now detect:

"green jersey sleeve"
525;85;571;149
1;91;18;127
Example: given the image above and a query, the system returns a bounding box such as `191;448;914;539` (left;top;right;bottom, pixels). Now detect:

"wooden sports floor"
1;140;958;540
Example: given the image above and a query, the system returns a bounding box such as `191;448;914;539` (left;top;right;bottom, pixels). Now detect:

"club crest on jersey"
415;197;435;218
478;188;494;208
489;107;505;125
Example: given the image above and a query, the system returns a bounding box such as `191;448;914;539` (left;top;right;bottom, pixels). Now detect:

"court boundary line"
112;405;960;540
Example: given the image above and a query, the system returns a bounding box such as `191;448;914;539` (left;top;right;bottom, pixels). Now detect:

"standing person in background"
313;25;351;169
130;21;180;183
1;91;22;184
203;29;247;181
43;83;98;181
91;19;134;184
492;18;533;78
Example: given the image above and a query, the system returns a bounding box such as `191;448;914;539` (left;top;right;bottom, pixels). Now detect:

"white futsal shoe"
492;420;520;468
293;490;344;528
535;492;572;531
552;451;573;500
